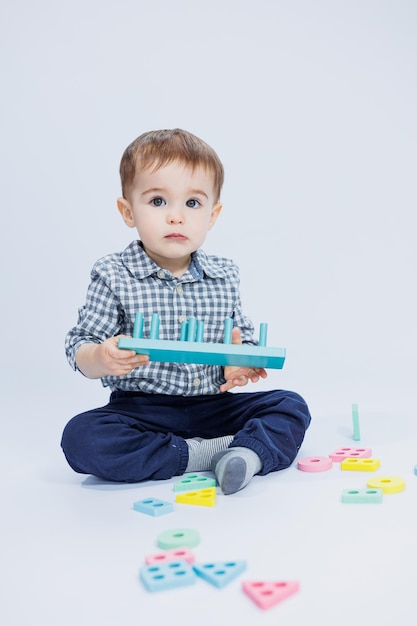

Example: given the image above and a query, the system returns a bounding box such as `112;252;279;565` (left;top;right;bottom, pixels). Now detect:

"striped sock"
211;447;262;495
185;435;234;472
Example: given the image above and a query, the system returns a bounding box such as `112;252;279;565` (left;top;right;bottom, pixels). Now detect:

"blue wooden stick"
223;318;233;344
180;320;188;341
150;313;160;339
187;317;197;341
258;323;268;347
196;320;204;342
132;312;144;339
352;403;361;441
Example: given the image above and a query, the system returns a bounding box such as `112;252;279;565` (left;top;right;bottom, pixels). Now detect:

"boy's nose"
167;209;184;224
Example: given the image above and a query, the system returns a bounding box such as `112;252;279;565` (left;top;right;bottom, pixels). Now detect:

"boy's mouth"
165;233;187;241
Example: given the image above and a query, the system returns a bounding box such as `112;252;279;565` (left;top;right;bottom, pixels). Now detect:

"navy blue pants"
61;389;311;483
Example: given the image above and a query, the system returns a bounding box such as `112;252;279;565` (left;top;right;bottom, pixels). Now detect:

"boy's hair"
119;129;224;201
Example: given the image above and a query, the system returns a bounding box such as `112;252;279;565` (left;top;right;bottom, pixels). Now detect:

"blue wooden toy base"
118;336;286;369
118;313;286;369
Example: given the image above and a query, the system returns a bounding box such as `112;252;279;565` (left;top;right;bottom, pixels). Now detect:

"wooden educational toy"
366;476;406;494
157;528;200;550
340;458;380;471
193;560;247;589
140;560;196;592
329;447;372;462
132;498;173;516
174;473;217;492
242;580;300;610
297;456;333;472
352;403;361;440
145;548;195;566
118;313;286;369
341;488;383;503
175;487;216;507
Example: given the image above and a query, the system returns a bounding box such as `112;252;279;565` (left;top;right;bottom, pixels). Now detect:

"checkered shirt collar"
120;240;229;281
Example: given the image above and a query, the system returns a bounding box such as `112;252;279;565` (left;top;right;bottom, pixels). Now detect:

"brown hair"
119;129;224;201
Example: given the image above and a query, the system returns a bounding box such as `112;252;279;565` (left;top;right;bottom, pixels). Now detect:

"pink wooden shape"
242;580;300;610
329;447;372;462
145;547;195;565
297;456;332;472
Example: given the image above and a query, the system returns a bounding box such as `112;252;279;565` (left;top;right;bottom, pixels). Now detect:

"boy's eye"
186;199;201;208
150;197;166;207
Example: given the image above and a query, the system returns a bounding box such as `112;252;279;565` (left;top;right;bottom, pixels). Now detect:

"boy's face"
117;161;222;277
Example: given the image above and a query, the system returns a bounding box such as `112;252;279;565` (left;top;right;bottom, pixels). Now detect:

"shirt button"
157;269;165;278
176;285;183;295
193;378;201;387
179;315;187;323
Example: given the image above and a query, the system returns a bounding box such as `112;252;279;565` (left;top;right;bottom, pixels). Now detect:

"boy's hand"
96;336;150;376
219;328;267;392
76;336;149;379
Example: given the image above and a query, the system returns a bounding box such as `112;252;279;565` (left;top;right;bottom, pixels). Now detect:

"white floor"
1;395;416;626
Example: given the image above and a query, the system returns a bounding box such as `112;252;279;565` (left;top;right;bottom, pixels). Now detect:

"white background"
1;2;416;625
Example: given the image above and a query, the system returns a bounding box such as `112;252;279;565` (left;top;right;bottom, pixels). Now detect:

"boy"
62;129;311;494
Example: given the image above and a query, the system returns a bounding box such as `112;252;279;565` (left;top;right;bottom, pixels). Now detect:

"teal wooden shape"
133;498;173;516
341;488;383;503
193;560;247;589
132;312;144;338
223;317;233;344
174;474;217;492
258;322;268;346
352;403;361;441
149;313;160;339
140;560;197;592
157;528;200;550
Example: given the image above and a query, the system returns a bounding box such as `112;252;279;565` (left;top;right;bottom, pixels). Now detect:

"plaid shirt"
65;240;256;396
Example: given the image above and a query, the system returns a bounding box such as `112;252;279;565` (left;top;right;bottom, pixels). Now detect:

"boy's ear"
208;203;222;230
117;197;135;228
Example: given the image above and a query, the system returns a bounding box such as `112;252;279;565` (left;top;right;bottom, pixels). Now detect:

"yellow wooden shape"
175;487;216;507
341;458;380;471
367;476;405;494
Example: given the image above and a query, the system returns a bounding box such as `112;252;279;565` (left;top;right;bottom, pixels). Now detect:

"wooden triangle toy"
242;580;299;610
174;473;216;492
193;560;246;588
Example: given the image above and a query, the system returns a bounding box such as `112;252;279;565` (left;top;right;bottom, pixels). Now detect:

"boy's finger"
231;327;242;344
